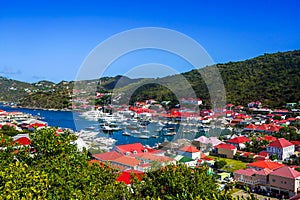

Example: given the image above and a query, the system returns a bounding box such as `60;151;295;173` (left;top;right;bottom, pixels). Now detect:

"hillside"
0;77;36;102
1;50;300;109
117;50;300;108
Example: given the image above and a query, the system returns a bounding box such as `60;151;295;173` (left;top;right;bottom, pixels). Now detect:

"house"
226;136;250;150
269;166;300;198
93;151;122;162
111;156;141;170
12;137;31;146
174;155;197;167
178;145;201;159
246;160;285;171
192;136;222;152
213;143;237;158
135;153;175;167
113;143;148;156
234;168;259;187
234;168;271;190
248;101;262;108
266;138;295;161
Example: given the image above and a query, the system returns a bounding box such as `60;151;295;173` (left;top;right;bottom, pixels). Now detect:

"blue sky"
0;0;299;83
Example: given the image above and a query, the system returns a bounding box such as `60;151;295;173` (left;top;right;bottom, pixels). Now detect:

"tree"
214;160;227;169
0;128;130;199
0;128;256;199
131;164;233;199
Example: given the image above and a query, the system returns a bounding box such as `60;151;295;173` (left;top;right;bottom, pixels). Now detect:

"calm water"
0;106;175;146
0;106;221;146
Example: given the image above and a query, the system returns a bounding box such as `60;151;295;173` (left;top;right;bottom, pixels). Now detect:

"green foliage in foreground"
0;128;256;199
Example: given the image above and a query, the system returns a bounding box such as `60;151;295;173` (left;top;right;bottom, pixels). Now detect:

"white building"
266;138;295;160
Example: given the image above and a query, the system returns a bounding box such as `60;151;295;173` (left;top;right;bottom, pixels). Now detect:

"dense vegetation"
0;128;256;199
1;50;300;109
120;50;300;108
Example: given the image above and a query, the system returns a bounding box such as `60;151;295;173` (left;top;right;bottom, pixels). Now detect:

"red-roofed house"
214;143;237;158
111;155;141;170
135;153;176;167
114;143;147;156
234;168;271;189
266;138;295;160
244;124;257;131
178;145;201;159
269;166;300;198
259;135;277;143
226;136;250;150
246;160;284;171
93;151;122;162
12;137;31;146
234;168;257;187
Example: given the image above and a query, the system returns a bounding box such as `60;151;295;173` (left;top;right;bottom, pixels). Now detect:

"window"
272;179;276;182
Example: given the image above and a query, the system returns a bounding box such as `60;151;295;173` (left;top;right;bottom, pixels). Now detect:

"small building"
226;136;251;150
111;156;141;171
266;138;295;161
178;145;201;160
213;143;237;158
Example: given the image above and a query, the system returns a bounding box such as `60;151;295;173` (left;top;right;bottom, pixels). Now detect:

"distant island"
1;50;300;109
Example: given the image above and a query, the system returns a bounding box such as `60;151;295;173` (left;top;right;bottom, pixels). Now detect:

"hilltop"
1;50;300;109
117;50;300;108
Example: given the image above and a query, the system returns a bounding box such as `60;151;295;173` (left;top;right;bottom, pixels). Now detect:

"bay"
0;105;178;146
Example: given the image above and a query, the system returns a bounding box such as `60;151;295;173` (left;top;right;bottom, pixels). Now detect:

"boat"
151;134;159;138
163;131;176;136
138;134;150;139
131;130;140;134
122;131;131;136
85;126;96;130
99;125;113;132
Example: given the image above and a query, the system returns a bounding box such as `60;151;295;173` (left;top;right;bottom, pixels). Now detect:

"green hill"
1;50;300;109
117;50;300;108
0;77;36;102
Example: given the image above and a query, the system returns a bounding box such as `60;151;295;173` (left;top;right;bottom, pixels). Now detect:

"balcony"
238;178;260;185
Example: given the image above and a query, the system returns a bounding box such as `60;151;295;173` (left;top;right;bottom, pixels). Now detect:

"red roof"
270;166;300;179
245;124;257;130
116;143;145;154
179;145;199;153
28;123;46;129
201;156;214;161
267;138;294;148
255;168;272;176
214;143;236;150
113;156;141;167
290;141;300;146
259;151;269;157
12;137;31;146
93;151;122;161
235;168;256;176
247;160;284;170
116;170;144;185
259;135;277;142
256;124;269;131
227;136;250;144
